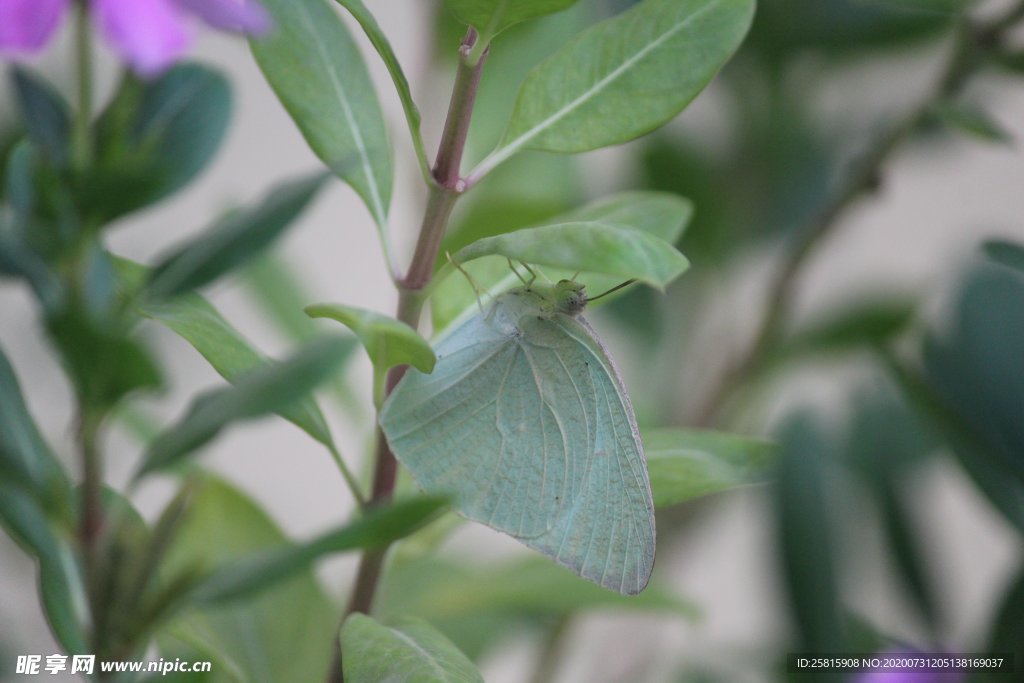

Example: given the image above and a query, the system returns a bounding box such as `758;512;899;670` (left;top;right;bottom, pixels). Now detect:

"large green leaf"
0;344;71;508
147;173;328;300
644;429;777;508
975;565;1024;683
477;0;755;174
116;257;338;451
984;239;1024;275
191;496;447;605
305;303;436;373
445;0;579;39
158;477;337;683
341;614;483;683
138;336;350;477
454;221;688;289
331;0;429;178
556;191;693;244
90;64;232;221
252;0;392;226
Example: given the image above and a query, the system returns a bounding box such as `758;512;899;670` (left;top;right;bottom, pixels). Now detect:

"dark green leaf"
89;65;232;220
46;309;163;409
454;221;689;289
253;0;392;226
11;68;70;168
341;614;484;683
445;0;579;39
147;173;328;299
306;303;436;372
191;496;447;604
137;336;350;477
876;478;938;628
158;476;336;682
983;239;1024;275
974;565;1024;683
644;429;777;508
0;344;71;510
775;414;846;653
116;256;337;449
479;0;755;171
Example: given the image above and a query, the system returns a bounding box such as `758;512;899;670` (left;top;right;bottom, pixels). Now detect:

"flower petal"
171;0;271;35
0;0;70;55
93;0;192;76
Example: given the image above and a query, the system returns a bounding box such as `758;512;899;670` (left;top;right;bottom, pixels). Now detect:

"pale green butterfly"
379;268;655;595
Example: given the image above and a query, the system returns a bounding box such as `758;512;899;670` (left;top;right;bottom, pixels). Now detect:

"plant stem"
326;29;488;683
528;617;571;683
72;0;93;170
694;6;1024;426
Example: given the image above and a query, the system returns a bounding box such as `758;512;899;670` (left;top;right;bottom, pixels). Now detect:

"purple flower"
0;0;270;75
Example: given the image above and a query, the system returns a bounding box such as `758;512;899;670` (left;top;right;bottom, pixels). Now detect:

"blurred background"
1;0;1023;681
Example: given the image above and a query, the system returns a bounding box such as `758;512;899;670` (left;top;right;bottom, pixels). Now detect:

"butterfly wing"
380;311;570;540
380;297;655;595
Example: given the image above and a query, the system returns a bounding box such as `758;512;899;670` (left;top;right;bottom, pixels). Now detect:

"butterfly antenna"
589;279;637;302
447;251;485;314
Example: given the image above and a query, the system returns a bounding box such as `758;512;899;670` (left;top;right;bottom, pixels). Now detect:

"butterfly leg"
447;251;485;314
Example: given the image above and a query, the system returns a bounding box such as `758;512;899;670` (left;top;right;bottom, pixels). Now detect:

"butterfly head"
552;279;587;316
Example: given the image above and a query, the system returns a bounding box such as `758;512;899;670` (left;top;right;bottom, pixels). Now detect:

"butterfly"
380;274;655;595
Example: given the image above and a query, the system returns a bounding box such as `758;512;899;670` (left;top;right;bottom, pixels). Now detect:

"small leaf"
147;173;328;299
158;476;337;682
480;0;755;172
253;0;392;226
975;565;1024;683
306;303;436;372
933;102;1012;144
191;496;447;604
341;614;484;683
0;344;71;510
89;65;232;221
983;239;1024;275
11;68;70;168
454;221;688;289
117;256;338;449
445;0;579;39
643;429;777;508
138;336;350;477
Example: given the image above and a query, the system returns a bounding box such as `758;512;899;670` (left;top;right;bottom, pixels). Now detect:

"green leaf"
983;239;1024;275
975;565;1024;683
644;429;777;508
116;257;337;449
253;0;392;226
932;102;1012;144
445;0;580;39
0;345;71;510
478;0;755;173
11;68;70;168
191;496;447;605
147;173;328;300
454;221;688;289
775;414;846;653
556;191;693;244
138;336;350;477
46;309;163;409
341;614;484;683
90;65;232;221
306;303;436;373
158;476;336;683
331;0;429;179
0;482;88;653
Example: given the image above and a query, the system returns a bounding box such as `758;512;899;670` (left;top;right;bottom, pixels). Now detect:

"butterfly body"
380;281;656;595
